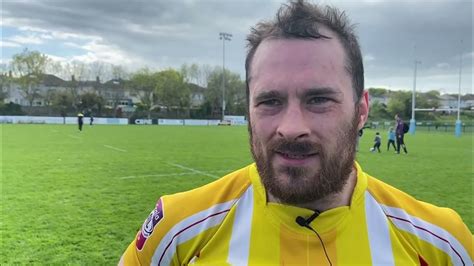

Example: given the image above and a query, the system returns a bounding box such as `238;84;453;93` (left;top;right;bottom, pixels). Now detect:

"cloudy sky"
1;0;472;94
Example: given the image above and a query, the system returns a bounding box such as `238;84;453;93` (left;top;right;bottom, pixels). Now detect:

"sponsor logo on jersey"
136;198;164;250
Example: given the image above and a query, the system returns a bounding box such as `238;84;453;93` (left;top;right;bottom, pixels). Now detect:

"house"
2;74;211;115
3;74;137;109
439;94;459;109
188;83;205;107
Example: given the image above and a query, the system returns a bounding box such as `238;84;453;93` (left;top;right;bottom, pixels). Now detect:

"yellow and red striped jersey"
121;162;473;265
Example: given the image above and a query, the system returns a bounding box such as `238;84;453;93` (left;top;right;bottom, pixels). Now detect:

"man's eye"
307;97;330;105
259;99;281;106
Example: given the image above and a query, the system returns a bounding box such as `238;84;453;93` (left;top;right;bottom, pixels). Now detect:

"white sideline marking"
117;169;233;180
167;163;219;178
103;145;127;152
119;172;192;179
68;134;81;140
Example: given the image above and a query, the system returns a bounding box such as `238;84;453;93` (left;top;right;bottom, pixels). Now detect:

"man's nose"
276;103;310;141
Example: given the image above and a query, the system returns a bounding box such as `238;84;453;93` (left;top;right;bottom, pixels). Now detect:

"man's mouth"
275;151;318;159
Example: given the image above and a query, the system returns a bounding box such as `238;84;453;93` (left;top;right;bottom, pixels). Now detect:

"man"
120;1;472;265
77;112;84;131
395;114;408;154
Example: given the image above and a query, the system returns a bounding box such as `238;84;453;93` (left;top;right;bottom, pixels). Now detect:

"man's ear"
357;90;369;130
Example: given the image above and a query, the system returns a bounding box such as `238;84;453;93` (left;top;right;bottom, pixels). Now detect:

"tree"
52;91;73;123
368;101;390;120
42;89;56;115
421;90;440;109
78;92;104;116
60;61;89;111
0;73;12;103
129;68;160;119
205;68;246;117
155;69;190;117
368;88;388;97
11;49;50;106
180;63;213;87
45;60;63;78
387;91;411;118
89;61;106;81
111;65;128;80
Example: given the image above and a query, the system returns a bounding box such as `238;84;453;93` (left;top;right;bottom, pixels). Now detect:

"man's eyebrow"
254;90;286;102
302;87;343;97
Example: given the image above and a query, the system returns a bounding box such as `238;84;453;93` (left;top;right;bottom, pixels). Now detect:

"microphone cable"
296;216;332;266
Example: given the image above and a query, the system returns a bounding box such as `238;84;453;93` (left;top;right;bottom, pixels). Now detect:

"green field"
1;124;472;264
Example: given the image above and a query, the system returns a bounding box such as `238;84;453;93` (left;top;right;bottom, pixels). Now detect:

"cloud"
463;52;474;59
43;53;68;62
17;25;50;33
70;39;140;67
8;34;44;45
0;40;21;48
363;54;375;62
1;0;472;93
436;63;450;69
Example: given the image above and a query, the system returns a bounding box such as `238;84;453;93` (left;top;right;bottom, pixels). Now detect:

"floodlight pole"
455;40;463;137
219;32;232;121
410;60;421;135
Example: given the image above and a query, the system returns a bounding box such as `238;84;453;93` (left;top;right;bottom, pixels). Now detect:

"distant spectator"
395;114;408;154
77;112;84;131
370;132;381;153
387;127;396;151
90;115;94;126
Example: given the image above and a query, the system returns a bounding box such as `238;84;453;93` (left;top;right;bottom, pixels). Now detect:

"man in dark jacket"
78;112;84;131
395;114;408;154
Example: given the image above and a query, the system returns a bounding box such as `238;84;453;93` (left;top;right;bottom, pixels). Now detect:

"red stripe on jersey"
387;215;464;266
418;254;428;266
158;209;231;265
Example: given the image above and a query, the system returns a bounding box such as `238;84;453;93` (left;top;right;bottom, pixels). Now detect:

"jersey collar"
248;161;368;233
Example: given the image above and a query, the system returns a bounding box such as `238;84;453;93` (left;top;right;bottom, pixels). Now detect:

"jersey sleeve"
367;175;473;265
119;166;251;265
120;197;191;265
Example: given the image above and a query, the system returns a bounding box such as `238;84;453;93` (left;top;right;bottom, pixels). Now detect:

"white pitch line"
119;172;193;179
103;145;127;152
167;162;219;178
117;169;233;180
68;134;81;140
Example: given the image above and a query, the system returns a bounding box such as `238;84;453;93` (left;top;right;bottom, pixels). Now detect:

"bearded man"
120;1;472;265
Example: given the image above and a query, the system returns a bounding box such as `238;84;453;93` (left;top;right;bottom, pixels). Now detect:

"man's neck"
267;168;358;212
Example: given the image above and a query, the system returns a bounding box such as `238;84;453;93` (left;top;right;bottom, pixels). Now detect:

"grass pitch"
1;124;472;264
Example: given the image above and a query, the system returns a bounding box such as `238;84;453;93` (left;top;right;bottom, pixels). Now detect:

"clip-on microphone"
295;210;332;266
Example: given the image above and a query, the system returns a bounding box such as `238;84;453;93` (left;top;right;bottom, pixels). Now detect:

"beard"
249;110;360;206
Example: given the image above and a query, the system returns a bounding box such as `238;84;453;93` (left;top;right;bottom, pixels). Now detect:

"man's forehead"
250;35;345;78
249;38;348;91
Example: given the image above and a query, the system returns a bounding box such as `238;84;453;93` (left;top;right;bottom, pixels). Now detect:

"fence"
0;115;128;125
367;121;474;133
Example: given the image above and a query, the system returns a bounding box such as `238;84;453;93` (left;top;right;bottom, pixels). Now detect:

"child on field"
371;132;381;153
387;127;396;151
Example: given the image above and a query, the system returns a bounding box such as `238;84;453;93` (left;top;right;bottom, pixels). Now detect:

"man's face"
248;31;368;205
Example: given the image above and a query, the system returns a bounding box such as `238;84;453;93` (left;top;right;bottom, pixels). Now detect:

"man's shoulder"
365;175;472;262
366;175;462;224
164;164;252;212
120;164;253;265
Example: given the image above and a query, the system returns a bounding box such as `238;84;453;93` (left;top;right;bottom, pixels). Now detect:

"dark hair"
245;0;364;104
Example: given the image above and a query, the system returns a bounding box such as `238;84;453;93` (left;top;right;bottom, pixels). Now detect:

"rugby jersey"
121;162;473;265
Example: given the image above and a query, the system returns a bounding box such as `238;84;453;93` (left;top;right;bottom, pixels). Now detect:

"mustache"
269;139;321;155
